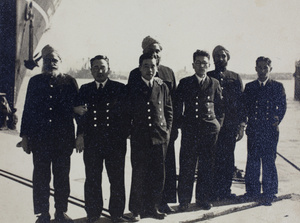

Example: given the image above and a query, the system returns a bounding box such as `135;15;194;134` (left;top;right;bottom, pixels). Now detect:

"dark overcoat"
207;69;244;128
20;73;78;149
243;79;286;195
174;74;224;134
75;79;129;149
128;77;173;146
243;79;286;135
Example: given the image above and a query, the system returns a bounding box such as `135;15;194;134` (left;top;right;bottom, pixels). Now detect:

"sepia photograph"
1;0;300;222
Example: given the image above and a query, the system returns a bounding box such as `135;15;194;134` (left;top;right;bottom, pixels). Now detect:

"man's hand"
21;136;31;154
236;123;246;142
76;134;84;153
273;116;280;131
74;105;88;116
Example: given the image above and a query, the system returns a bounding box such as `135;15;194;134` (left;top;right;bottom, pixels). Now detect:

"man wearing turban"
20;45;78;223
207;45;245;201
127;36;177;214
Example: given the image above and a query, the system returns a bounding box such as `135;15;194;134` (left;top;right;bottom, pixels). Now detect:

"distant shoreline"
26;69;294;81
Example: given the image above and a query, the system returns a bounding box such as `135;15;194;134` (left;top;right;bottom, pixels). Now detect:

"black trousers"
245;129;279;196
161;137;177;205
32;147;72;214
213;126;237;197
178;131;218;204
84;142;126;218
129;139;166;214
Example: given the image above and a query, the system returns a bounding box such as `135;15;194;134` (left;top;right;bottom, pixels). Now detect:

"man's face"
193;56;210;77
214;50;228;68
91;59;110;82
256;61;272;81
144;43;161;60
43;52;61;72
139;58;158;81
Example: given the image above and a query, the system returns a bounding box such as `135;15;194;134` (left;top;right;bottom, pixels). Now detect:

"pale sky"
36;0;300;75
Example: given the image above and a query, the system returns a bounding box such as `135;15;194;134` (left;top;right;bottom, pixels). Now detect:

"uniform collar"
141;76;154;87
95;78;108;89
258;77;269;86
195;74;207;84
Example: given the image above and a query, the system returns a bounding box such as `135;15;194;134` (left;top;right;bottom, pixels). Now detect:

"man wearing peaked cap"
128;36;177;214
20;44;78;223
207;45;245;201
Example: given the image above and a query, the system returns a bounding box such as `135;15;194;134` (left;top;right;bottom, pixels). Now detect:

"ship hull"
0;0;61;108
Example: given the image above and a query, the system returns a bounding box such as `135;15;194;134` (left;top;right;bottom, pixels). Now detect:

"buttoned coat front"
174;74;224;134
128;77;173;146
207;69;244;128
76;79;128;149
243;79;286;135
20;73;78;149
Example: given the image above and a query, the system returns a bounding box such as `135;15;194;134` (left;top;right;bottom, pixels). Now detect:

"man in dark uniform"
127;53;173;221
128;36;177;213
207;45;245;200
174;50;224;211
20;45;77;223
74;55;128;223
243;56;286;206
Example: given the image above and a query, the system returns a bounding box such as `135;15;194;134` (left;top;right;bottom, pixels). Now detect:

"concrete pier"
1;79;300;223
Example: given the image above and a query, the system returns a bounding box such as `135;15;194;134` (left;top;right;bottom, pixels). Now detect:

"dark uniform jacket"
207;69;244;128
75;79;128;149
127;77;173;145
243;79;286;135
174;75;224;134
20;73;78;149
128;65;176;98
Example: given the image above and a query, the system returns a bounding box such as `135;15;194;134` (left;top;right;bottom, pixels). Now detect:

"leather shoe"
86;216;99;223
54;211;73;222
242;192;261;202
178;203;189;212
196;201;212;210
144;209;166;220
260;194;276;206
35;213;50;223
111;216;127;223
128;213;141;222
159;204;175;214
